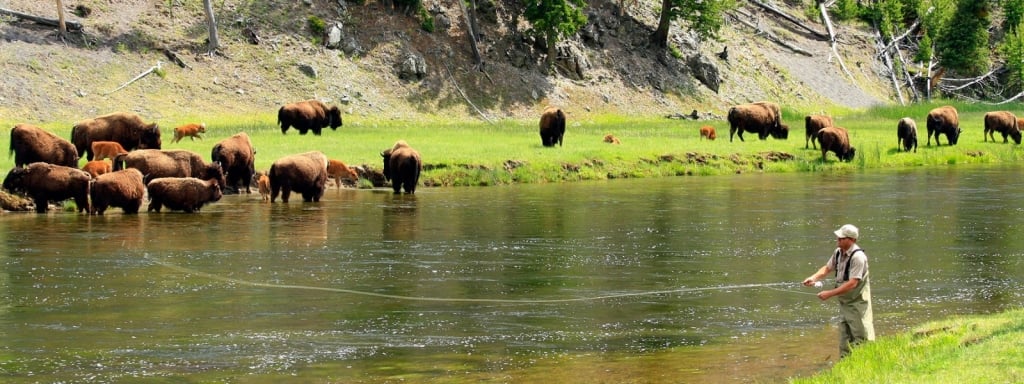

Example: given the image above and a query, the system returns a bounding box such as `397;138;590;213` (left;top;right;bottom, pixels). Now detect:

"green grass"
2;101;1023;188
790;307;1024;383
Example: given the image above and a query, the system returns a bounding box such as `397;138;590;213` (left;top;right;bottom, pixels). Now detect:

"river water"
2;164;1023;383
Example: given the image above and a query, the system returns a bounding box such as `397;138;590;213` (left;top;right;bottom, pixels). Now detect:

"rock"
687;54;721;93
397;54;427;81
297;63;318;79
325;23;343;49
555;41;590;80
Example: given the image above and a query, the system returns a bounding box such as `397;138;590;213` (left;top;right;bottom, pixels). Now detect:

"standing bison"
804;115;833;149
147;177;223;213
727;103;788;142
983;111;1021;144
278;100;342;135
2;162;91;213
269;151;329;203
539;106;566;147
818;127;856;162
172;122;206;143
381;140;422;194
327;159;359;189
114;149;226;189
71;112;162;160
211;132;256;194
9;124;79;167
90;168;146;215
897;117;918;153
926;106;961;146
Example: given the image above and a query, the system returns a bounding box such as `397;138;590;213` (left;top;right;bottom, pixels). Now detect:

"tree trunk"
55;0;66;35
457;0;483;68
649;0;673;47
203;0;220;52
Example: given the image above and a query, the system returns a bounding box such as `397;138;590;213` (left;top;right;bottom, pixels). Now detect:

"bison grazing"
539;106;566;147
147;177;223;213
327;159;359;189
2;162;91;213
727;103;788;142
269;151;329;203
82;159;113;178
699;126;717;140
90;168;146;215
210;132;256;194
114;149;226;190
278;100;343;135
926;106;961;146
804;115;833;149
71;112;161;160
818;127;856;162
9;124;79;168
90;141;129;161
897;117;918;153
172;122;206;143
983;111;1021;144
382;140;422;194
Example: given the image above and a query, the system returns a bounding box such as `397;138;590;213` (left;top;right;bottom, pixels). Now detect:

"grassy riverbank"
789;307;1024;383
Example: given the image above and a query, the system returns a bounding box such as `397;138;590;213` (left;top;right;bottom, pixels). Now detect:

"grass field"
2;101;1022;189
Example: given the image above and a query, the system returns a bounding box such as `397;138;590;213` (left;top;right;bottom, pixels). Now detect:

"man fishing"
803;224;875;358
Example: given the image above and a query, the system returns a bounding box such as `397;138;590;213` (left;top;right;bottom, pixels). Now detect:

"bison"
71;112;161;160
818;126;856;162
896;117;918;153
269;151;329;203
82;159;113;178
699;126;716;141
926;106;961;146
114;149;226;190
381;140;422;194
983;111;1021;144
727;103;788;142
2;162;91;213
9;124;79;168
147;177;223;213
172;122;206;143
278;100;342;135
804;115;833;149
257;174;271;202
90;168;146;215
210;132;256;194
539;106;566;147
90;141;129;161
603;133;622;144
327;159;359;189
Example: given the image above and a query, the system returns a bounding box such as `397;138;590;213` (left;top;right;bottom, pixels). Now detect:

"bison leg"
392;179;402;194
32;197;48;213
280;187;291;203
123;200;141;214
148;200;162;212
404;180;416;194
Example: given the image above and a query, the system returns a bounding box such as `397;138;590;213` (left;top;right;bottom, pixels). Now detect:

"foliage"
307;15;326;39
419;7;435;33
1001;0;1024;32
936;0;991;75
523;0;587;57
651;0;735;47
999;24;1024;90
829;0;862;21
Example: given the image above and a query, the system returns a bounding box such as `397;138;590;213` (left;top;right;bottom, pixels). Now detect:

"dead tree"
203;0;221;53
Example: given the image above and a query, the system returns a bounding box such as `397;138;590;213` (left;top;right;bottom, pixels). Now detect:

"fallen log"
748;0;828;40
727;11;813;56
0;7;83;31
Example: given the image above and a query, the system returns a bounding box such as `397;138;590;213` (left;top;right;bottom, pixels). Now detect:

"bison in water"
327;159;359;189
3;162;91;213
71;112;161;160
90;168;146;215
382;140;422;194
983;111;1021;144
211;132;256;194
172;122;206;143
114;149;226;190
539;106;566;147
269;151;329;203
147;177;223;213
818;127;856;162
727;103;788;142
804;115;833;149
9;124;79;167
278;100;342;135
926;106;961;146
82;159;113;178
897;117;918;153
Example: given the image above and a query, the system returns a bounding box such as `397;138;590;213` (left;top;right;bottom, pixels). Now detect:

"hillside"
0;0;893;126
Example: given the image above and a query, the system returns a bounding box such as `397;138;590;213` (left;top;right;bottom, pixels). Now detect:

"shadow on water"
2;164;1024;382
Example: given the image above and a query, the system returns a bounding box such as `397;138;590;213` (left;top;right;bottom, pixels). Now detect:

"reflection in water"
1;165;1023;382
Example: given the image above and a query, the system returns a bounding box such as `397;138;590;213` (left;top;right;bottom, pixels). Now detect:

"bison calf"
147;177;223;213
3;162;91;213
897;117;918;153
90;168;146;215
818;127;856;162
82;159;113;178
603;134;622;144
699;126;716;141
257;174;271;202
327;159;359;189
172;123;206;143
90;141;129;161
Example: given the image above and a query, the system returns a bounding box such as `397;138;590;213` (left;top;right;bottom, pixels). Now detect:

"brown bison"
603;133;622;144
90;141;129;161
699;126;716;141
926;106;961;146
804;115;833;149
114;149;226;189
82;159;113;178
147;177;223;213
327;159;359;189
2;162;91;213
210;132;256;194
9;124;79;168
71;112;162;160
278;100;342;135
90;168;146;215
172;122;206;143
257;174;271;202
897;117;918;153
818;126;856;162
269;151;329;203
983;111;1021;144
539;106;566;147
727;103;788;142
381;140;422;194
753;101;782;128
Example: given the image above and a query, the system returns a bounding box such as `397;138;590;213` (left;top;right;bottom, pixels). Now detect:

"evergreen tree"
936;0;991;75
1000;23;1024;91
523;0;588;70
1002;0;1024;33
650;0;735;48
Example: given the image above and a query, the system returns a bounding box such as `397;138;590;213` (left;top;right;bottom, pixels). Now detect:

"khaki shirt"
826;244;867;284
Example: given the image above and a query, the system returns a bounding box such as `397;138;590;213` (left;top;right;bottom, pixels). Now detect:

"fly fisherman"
803;224;875;358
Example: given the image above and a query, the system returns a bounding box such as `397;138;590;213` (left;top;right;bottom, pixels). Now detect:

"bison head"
1011;129;1022;145
139;123;162;150
949;128;962;145
839;147;857;162
328;106;343;130
203;163;227;191
770;123;790;139
380;149;393;182
2;167;29;193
